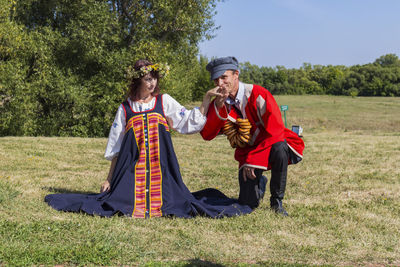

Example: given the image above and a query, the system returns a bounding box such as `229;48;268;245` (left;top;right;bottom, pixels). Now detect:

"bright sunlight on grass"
1;95;399;266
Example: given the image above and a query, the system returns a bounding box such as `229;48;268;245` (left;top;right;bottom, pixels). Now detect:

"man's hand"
242;166;256;182
214;86;229;109
200;87;224;115
100;180;111;193
205;87;223;99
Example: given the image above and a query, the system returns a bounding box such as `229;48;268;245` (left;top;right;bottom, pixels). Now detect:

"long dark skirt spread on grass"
45;96;252;218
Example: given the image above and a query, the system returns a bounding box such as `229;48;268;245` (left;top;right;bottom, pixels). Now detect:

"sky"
199;0;400;69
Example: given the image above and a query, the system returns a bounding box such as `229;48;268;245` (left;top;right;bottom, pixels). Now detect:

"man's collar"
226;81;244;106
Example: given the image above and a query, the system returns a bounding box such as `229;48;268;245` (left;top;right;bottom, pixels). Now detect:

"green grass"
1;95;400;266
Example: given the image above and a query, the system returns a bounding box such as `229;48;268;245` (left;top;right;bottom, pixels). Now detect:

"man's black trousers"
238;141;289;209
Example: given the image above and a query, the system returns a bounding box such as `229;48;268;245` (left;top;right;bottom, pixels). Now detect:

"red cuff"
200;100;227;140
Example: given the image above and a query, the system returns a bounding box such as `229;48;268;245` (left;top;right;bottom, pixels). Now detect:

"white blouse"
104;94;206;160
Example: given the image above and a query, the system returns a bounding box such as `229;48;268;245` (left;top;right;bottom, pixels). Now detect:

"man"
200;56;304;216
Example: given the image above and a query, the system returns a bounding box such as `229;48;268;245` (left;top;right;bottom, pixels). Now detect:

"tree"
192;55;214;101
1;0;220;136
374;54;400;67
0;0;38;135
238;55;400;97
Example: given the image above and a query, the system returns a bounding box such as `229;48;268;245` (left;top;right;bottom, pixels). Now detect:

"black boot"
268;142;289;216
270;198;288;216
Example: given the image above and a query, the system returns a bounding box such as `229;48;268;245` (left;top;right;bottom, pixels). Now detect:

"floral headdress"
126;63;170;80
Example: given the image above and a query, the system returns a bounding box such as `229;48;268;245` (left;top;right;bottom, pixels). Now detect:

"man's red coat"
201;83;304;170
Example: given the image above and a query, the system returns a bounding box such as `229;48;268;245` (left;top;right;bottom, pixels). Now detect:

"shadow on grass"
42;186;97;195
184;259;226;266
181;259;322;267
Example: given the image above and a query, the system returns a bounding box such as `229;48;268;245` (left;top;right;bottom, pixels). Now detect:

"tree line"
239;54;400;97
1;1;399;137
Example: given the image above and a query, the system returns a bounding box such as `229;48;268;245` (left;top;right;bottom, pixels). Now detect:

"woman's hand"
100;180;111;193
101;156;117;193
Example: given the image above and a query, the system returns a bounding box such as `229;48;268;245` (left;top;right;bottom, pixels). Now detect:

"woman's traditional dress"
45;94;252;218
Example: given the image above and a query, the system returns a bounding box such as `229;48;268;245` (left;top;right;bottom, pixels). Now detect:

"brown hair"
127;59;160;101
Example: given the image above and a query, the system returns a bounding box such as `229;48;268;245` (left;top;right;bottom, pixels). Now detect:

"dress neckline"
127;95;159;114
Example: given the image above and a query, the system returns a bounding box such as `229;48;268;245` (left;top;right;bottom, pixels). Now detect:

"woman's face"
138;73;158;95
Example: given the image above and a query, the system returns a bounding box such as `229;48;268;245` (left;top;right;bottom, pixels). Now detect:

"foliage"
191;54;214;101
0;0;219;137
240;54;400;97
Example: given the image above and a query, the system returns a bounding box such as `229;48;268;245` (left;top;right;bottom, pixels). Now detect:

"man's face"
213;70;239;97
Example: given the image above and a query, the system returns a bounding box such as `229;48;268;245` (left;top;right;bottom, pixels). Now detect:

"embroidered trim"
126;112;168;218
179;107;186;117
129;115;147;218
147;113;164;217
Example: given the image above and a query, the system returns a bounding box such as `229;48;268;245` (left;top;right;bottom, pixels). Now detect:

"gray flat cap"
206;56;239;80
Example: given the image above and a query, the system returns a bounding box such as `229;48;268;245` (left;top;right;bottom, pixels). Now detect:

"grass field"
1;95;400;266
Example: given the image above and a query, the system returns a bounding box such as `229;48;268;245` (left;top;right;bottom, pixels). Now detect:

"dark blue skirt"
45;96;252;218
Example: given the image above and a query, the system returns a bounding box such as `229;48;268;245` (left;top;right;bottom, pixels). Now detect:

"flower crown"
126;63;170;80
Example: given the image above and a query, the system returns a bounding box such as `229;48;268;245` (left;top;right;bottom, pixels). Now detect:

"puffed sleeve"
104;104;126;160
162;94;206;134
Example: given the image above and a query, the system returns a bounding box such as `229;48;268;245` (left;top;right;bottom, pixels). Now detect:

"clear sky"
199;0;400;68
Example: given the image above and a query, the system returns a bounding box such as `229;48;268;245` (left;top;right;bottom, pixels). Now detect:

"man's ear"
233;70;240;79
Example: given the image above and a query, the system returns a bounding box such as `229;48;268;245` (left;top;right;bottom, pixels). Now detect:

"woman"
45;59;252;218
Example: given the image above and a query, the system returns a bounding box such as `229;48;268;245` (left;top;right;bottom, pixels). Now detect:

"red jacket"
201;83;304;170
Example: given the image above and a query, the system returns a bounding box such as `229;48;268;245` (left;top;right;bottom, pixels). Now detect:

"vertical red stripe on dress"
126;113;169;218
127;115;147;218
147;113;169;217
